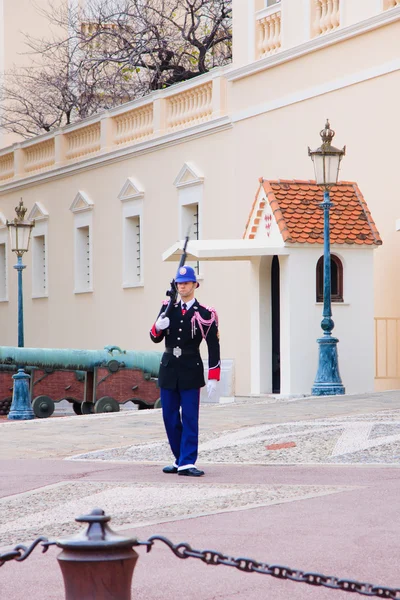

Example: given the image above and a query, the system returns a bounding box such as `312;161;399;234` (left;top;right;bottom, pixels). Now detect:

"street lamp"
6;199;35;420
308;120;346;396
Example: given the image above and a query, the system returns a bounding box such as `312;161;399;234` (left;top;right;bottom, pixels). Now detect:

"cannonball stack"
0;397;12;416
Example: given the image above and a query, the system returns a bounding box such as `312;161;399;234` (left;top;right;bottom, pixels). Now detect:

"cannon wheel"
32;395;55;419
72;401;82;415
153;397;162;409
94;396;120;414
81;401;94;415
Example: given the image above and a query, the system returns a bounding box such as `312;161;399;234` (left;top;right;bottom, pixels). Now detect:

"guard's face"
177;281;196;299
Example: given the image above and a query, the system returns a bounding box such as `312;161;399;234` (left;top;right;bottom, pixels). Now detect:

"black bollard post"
56;508;139;600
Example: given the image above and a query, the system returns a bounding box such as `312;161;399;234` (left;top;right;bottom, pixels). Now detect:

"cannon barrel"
0;346;162;377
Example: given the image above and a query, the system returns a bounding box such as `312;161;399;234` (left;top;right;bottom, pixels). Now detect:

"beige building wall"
0;1;399;395
0;0;66;149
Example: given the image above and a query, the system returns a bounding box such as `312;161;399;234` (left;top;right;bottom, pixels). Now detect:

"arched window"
316;255;343;302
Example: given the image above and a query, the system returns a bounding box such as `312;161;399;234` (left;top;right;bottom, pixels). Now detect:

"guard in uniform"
150;265;220;477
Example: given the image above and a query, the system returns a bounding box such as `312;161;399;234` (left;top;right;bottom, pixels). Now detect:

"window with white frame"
123;214;142;286
0;233;7;301
174;163;204;278
75;225;92;291
32;235;47;297
70;191;94;294
29;202;49;298
119;178;144;288
181;201;200;276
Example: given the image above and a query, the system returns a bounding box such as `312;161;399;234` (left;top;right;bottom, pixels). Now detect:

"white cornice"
232;56;400;124
226;6;400;82
0;116;232;195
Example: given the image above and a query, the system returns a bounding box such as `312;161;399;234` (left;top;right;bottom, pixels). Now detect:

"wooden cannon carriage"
0;345;162;418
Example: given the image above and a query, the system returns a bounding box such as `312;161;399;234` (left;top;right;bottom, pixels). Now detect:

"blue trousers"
161;388;200;468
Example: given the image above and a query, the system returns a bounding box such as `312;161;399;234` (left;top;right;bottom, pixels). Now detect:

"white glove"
155;313;170;332
207;379;218;400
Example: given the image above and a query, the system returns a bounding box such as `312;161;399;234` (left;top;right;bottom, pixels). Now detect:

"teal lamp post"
7;199;35;420
309;120;346;396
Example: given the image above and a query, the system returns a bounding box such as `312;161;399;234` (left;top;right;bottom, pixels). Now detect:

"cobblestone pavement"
1;390;400;547
2;390;400;600
0;480;352;547
68;409;400;466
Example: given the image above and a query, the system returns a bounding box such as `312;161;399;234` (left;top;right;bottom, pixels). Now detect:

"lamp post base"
7;368;34;420
312;335;345;397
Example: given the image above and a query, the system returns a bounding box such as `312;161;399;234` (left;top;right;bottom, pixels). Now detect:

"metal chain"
2;532;398;599
138;536;400;599
0;537;55;567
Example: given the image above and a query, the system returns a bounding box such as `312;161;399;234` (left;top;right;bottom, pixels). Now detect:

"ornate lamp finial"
15;199;27;222
320;119;335;148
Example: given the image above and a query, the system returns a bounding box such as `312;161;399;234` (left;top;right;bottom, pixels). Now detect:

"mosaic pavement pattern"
0;481;351;547
68;410;400;465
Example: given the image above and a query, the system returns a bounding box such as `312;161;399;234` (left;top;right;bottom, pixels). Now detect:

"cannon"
0;345;163;418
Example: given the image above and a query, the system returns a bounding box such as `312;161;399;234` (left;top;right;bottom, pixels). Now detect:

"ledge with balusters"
255;0;400;60
0;73;227;184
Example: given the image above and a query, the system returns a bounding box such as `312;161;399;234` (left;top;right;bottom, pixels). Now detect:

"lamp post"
6;199;35;420
309;120;346;396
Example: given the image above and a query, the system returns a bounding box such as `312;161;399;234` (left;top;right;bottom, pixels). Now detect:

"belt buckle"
173;347;182;358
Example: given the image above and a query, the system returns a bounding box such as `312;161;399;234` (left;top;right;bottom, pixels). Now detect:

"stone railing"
65;122;101;160
0;152;14;181
0;72;227;184
311;0;341;37
24;139;55;173
114;104;154;145
383;0;400;9
166;81;213;130
256;5;282;58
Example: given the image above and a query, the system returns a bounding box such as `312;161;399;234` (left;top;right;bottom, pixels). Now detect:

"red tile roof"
244;179;382;246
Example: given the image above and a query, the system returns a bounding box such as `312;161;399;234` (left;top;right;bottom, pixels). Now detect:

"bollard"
8;368;34;420
56;508;139;600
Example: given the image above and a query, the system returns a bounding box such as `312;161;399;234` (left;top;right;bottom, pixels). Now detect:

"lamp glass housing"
310;151;343;188
8;221;33;255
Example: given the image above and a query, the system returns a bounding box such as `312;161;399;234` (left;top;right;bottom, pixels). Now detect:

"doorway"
271;255;280;393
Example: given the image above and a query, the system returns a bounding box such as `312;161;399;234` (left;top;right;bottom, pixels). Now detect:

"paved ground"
1;390;400;599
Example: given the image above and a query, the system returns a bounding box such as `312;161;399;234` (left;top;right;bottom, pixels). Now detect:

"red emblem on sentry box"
264;214;272;237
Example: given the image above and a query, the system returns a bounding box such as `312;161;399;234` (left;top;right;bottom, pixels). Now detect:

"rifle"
163;232;190;318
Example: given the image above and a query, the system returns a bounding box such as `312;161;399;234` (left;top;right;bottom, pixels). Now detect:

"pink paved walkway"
1;459;400;600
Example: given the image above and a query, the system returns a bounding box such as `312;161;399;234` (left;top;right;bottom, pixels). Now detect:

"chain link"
140;536;400;598
2;532;399;599
0;537;55;567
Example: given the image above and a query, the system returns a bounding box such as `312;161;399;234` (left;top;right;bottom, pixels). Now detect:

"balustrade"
312;0;340;37
0;70;226;182
257;10;282;58
24;140;55;173
0;153;14;181
166;82;213;130
65;123;101;160
113;104;154;145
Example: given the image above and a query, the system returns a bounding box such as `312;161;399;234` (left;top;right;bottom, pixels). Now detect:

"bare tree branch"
0;0;232;138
